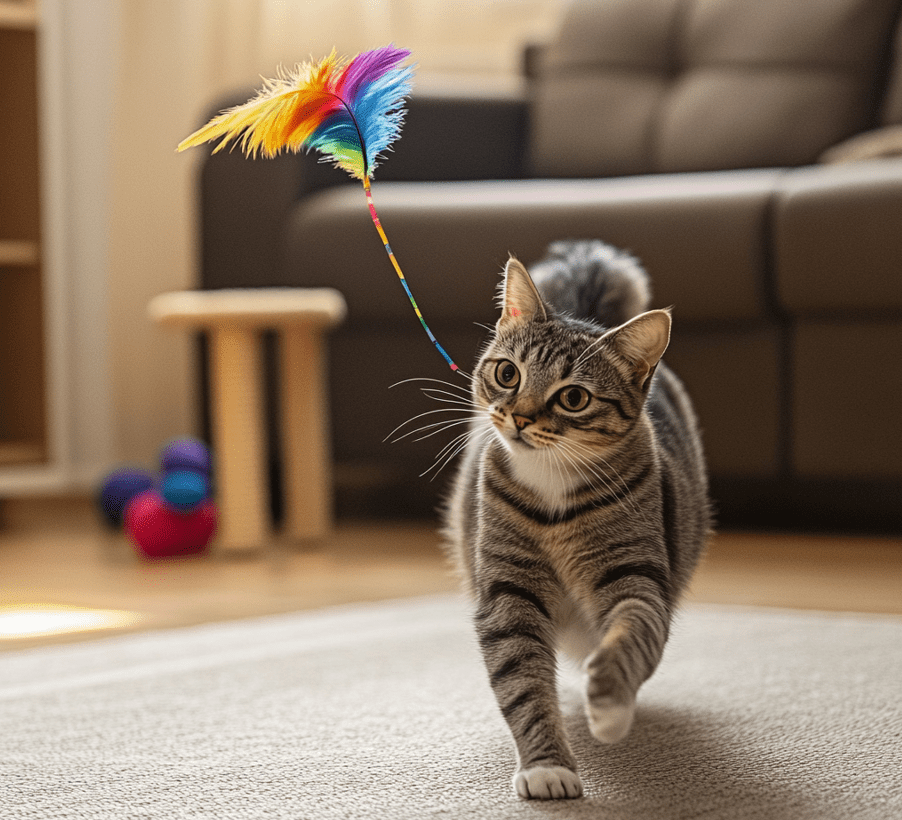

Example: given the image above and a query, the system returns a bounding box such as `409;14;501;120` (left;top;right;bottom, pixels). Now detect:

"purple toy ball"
160;437;211;477
97;467;155;528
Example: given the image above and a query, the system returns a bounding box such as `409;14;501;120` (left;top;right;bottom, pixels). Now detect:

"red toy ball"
124;489;217;559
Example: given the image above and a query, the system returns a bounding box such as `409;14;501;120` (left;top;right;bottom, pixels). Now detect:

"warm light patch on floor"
0;605;142;640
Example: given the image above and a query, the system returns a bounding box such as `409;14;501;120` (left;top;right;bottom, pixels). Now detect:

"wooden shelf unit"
0;1;36;29
0;8;48;467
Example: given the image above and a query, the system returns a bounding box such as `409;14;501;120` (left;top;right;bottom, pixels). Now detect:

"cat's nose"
513;414;534;430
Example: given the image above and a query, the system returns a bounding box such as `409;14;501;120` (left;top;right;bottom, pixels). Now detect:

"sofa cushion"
791;320;902;478
531;0;902;177
775;159;902;315
666;326;783;478
283;169;783;325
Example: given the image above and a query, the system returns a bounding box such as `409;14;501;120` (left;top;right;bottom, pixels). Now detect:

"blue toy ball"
97;467;155;527
161;470;209;511
160;437;211;477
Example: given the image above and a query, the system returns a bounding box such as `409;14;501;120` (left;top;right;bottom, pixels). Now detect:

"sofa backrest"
880;9;902;122
530;0;902;177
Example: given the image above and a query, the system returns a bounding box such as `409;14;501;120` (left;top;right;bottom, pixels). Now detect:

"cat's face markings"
480;341;606;451
477;258;660;454
480;343;640;458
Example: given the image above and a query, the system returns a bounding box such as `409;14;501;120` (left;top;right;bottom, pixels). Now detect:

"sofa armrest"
775;158;902;315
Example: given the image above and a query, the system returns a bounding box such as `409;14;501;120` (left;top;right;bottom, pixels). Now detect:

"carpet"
1;595;900;819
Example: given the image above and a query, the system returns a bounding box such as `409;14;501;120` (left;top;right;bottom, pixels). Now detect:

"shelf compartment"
0;265;46;451
0;240;39;266
0;26;40;242
0;440;45;466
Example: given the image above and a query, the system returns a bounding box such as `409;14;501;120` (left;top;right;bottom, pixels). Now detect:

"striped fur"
443;241;711;800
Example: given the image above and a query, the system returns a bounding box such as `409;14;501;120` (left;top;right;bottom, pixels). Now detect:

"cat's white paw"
513;765;583;799
586;695;635;743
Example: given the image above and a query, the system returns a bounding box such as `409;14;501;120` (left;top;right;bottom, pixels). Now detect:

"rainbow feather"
179;46;411;179
179;45;458;371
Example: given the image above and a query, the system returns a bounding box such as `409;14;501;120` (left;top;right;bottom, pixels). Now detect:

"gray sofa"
197;0;902;530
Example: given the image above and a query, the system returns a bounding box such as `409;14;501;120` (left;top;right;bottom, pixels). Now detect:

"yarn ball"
161;469;209;511
160;437;211;477
97;467;156;528
124;490;217;559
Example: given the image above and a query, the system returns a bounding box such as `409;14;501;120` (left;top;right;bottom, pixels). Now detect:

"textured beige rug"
1;594;900;819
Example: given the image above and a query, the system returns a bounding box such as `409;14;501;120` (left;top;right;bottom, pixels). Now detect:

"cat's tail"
529;240;650;328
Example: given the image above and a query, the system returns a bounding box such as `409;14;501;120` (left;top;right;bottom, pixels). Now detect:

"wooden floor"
1;496;900;651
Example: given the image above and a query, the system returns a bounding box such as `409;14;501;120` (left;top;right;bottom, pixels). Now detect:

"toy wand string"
178;45;460;373
360;177;457;370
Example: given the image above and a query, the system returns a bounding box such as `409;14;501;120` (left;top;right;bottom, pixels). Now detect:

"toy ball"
161;469;209;511
160;437;211;477
97;467;155;528
124;490;217;559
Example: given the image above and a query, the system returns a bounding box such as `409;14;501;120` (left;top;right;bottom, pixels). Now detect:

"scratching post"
149;288;346;553
281;325;331;542
208;325;268;551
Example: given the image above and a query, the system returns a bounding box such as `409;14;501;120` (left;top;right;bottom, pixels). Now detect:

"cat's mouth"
488;408;545;450
511;432;536;449
489;416;536;450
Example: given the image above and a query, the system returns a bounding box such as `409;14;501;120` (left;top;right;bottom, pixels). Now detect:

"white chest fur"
504;442;584;513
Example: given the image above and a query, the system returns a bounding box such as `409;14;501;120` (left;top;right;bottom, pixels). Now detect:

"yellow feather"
177;51;348;158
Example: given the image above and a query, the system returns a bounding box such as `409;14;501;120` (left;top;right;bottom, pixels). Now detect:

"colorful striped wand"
178;45;459;372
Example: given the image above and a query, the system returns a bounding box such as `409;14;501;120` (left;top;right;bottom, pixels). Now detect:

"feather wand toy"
178;45;459;373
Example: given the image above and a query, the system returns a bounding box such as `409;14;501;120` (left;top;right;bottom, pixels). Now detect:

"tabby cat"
442;240;711;800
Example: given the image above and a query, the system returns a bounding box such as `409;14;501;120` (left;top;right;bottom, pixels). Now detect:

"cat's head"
473;257;671;458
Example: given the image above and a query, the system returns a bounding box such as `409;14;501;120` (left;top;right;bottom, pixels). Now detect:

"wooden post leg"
209;326;270;552
280;325;332;541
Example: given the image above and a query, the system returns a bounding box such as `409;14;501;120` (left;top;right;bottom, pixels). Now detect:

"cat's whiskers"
539;430;641;517
544;443;574;511
502;430;582;510
387;375;488;476
390;375;473;395
569;441;634;499
557;437;651;525
423;429;471;477
389;414;481;444
548;437;614;498
385;407;481;443
529;447;561;518
535;445;555;489
420;388;479;409
560;443;651;528
423;424;492;479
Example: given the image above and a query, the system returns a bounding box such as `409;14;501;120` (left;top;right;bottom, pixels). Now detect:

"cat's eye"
495;360;520;389
557;386;591;412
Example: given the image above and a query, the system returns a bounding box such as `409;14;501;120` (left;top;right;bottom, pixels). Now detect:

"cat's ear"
498;257;548;327
604;308;671;385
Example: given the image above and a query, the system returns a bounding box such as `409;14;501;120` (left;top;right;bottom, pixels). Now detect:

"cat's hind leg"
584;596;669;743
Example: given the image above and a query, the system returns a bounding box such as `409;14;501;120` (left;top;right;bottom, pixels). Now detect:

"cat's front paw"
513;766;583;799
